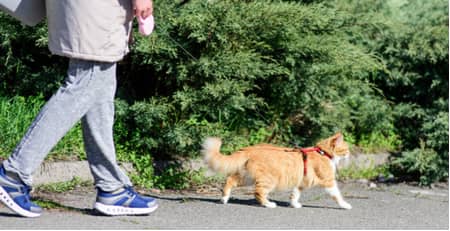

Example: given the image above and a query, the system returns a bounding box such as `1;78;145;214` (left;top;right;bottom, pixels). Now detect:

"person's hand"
133;0;153;19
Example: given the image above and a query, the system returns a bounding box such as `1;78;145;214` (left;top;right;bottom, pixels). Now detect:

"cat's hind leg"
290;187;303;208
254;181;277;208
221;174;240;204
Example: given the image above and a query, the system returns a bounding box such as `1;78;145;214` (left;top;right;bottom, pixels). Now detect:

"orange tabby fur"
201;132;352;209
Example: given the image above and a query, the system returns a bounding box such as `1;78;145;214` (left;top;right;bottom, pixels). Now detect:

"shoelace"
18;184;33;204
124;186;138;199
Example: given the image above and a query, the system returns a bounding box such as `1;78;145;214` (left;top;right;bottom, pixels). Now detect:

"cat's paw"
339;201;352;210
220;196;230;204
290;202;302;208
264;201;277;208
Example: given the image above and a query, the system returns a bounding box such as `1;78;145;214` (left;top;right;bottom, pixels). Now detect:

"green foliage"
116;144;155;188
422;111;449;158
0;14;65;98
357;131;401;154
391;141;447;186
334;0;448;184
0;96;85;160
338;164;391;181
122;0;394;153
153;164;191;190
153;166;221;190
0;96;43;156
36;177;91;193
114;98;276;159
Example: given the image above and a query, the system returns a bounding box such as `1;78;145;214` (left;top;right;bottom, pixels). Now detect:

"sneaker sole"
0;186;41;218
94;202;158;216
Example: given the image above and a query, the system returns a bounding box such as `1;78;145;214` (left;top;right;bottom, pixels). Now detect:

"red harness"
298;147;333;176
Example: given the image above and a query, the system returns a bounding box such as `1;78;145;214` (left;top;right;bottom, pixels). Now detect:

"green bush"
0;14;65;98
391;141;446;186
335;0;448;184
123;0;394;152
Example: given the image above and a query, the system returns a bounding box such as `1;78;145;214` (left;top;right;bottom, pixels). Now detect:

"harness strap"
298;147;333;176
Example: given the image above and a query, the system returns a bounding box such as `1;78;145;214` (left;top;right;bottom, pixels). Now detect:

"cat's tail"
201;137;248;175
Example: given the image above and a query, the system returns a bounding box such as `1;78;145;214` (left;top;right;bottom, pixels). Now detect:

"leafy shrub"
0;14;65;98
127;153;155;188
391;141;446;186
335;0;448;184
122;0;394;154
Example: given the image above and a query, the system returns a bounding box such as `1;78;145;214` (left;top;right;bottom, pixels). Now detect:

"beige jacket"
46;0;134;62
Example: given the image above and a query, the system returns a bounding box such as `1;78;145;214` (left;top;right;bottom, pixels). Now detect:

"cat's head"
315;132;350;158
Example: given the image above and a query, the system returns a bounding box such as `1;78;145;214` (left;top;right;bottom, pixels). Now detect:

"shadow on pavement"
149;194;344;210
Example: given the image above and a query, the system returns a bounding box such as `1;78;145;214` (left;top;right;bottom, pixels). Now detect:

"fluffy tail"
201;137;248;175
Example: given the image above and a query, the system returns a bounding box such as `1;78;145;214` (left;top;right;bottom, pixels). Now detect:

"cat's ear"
331;132;344;147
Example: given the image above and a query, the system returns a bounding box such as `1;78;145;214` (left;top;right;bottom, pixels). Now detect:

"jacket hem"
48;48;128;63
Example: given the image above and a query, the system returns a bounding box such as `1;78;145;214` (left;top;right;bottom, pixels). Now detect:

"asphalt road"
0;182;448;229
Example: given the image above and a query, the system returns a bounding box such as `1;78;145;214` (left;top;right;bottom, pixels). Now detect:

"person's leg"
79;61;131;191
1;59;100;217
2;59;100;186
81;61;157;216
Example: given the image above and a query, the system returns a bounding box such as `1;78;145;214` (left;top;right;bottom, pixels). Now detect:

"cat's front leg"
290;187;302;208
324;181;352;210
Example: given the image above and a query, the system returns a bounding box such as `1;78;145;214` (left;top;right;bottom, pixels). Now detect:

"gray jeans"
2;59;132;191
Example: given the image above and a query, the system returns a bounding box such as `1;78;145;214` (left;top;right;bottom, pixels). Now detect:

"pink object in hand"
138;15;155;36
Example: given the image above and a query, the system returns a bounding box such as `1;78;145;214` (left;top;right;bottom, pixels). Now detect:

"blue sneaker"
0;165;42;218
94;186;158;216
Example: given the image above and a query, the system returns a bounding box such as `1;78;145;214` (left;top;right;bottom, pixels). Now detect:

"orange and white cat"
201;132;352;209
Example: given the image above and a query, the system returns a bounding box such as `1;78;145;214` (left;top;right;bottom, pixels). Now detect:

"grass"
338;163;391;181
152;166;223;190
0;96;85;160
0;96;43;156
35;177;92;193
34;199;70;210
33;177;93;212
33;198;92;214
